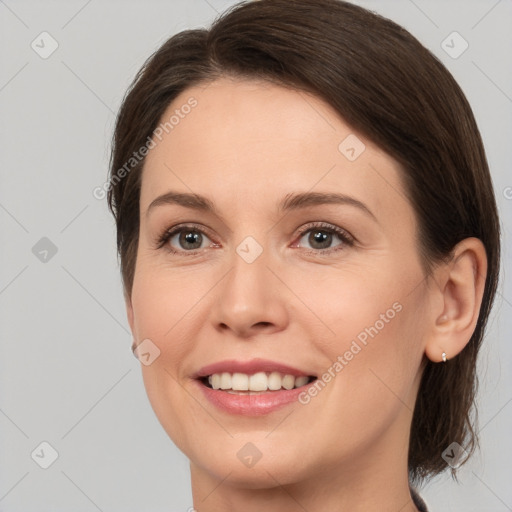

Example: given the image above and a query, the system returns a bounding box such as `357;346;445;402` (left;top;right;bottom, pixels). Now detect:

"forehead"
140;77;411;227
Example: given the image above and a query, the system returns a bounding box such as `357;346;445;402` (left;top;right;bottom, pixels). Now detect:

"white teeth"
295;376;309;387
220;372;231;390
232;372;249;390
249;372;268;391
211;373;220;389
206;371;311;391
268;371;282;390
282;374;295;390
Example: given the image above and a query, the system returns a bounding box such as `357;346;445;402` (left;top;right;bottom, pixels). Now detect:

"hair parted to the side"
107;0;500;482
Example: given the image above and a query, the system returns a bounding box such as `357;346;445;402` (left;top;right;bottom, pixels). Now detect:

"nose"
210;246;289;339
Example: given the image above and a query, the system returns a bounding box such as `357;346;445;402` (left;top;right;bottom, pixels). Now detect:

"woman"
107;1;500;510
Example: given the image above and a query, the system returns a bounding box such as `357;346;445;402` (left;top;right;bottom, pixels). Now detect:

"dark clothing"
411;488;429;511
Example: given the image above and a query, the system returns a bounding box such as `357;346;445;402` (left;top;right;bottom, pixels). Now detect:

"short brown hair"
107;0;500;481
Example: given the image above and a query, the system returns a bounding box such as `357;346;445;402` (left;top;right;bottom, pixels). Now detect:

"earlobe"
125;294;139;355
125;290;135;336
424;237;487;363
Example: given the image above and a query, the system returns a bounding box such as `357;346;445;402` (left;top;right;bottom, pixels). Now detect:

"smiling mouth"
199;371;317;394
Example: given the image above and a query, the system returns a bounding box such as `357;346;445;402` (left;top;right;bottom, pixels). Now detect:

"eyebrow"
146;190;377;222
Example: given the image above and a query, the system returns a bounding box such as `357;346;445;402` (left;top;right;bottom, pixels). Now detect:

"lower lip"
194;379;314;416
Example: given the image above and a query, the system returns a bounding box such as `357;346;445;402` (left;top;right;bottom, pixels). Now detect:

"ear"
424;237;487;363
125;290;137;352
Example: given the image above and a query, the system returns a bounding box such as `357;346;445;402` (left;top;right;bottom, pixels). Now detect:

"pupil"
181;231;202;249
310;230;331;249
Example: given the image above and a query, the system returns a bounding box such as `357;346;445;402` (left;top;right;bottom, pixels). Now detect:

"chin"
193;455;309;489
170;425;307;485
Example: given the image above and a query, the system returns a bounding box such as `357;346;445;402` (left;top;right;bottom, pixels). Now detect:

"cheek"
297;307;424;465
130;263;206;343
292;263;411;351
297;263;426;415
129;267;204;441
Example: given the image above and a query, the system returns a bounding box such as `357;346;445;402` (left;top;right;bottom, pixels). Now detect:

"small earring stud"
442;352;447;363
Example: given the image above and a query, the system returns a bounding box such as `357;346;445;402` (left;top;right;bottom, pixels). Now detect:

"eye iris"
310;230;331;249
180;231;202;250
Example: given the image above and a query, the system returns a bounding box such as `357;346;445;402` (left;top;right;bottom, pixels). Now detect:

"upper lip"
192;358;316;379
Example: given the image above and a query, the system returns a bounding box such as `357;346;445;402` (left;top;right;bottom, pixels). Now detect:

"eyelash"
155;221;355;256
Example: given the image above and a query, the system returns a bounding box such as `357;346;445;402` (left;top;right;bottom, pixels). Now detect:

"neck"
190;462;418;512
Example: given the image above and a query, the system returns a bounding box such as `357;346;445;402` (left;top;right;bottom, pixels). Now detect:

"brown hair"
107;0;500;482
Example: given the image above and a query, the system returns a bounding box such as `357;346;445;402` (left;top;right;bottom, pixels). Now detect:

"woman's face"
127;78;434;486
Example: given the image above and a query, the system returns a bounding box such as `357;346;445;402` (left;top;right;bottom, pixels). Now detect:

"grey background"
0;0;510;510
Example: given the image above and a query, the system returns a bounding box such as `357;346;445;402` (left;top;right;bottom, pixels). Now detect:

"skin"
125;77;487;512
